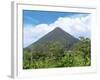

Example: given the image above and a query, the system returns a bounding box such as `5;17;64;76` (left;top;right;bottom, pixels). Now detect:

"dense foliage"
23;37;91;69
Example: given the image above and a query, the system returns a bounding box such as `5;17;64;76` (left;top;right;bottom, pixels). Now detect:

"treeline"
23;37;91;69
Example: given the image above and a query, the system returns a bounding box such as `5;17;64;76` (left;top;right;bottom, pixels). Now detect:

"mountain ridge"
25;27;79;52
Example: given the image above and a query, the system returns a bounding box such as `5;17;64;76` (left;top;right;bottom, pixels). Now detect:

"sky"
23;10;91;48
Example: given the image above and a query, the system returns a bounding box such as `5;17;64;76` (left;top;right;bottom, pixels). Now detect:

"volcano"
24;27;79;54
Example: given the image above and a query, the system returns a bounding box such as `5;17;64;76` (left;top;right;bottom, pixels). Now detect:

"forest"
23;37;91;69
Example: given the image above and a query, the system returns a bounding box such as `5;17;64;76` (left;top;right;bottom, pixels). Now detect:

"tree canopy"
23;37;91;69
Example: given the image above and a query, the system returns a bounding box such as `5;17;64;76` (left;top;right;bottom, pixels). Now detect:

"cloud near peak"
24;15;91;47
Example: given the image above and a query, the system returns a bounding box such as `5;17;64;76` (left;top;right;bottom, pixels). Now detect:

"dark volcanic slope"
25;27;79;51
35;27;78;43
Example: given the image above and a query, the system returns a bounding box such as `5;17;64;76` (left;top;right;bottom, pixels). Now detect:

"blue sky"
23;10;91;48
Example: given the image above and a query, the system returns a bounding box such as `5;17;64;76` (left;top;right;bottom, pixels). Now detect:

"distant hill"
24;27;79;54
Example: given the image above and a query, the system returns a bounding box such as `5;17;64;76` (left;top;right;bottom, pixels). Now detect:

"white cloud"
24;15;91;47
